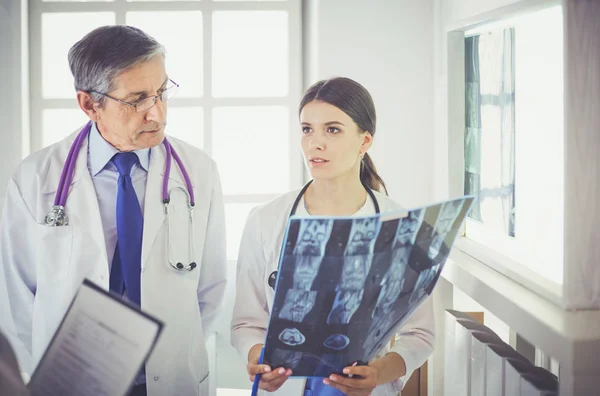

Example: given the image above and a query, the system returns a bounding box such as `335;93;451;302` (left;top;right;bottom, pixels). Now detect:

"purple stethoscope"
44;121;199;271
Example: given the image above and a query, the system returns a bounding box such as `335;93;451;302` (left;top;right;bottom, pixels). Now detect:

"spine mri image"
265;196;473;378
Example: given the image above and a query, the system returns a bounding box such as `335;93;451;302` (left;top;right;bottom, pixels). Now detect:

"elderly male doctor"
0;25;226;395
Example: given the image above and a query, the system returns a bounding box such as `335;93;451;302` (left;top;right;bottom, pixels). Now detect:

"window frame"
444;0;569;307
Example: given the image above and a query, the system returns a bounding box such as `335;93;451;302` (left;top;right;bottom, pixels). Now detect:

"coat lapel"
142;144;166;266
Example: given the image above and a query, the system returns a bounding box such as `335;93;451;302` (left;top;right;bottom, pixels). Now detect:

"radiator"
443;310;558;396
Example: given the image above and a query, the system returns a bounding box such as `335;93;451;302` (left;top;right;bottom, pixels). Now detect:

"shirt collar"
89;122;151;176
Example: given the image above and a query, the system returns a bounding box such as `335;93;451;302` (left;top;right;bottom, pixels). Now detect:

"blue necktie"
304;378;346;396
109;152;143;306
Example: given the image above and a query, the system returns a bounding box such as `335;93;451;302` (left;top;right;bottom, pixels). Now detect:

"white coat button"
100;276;105;281
154;376;159;381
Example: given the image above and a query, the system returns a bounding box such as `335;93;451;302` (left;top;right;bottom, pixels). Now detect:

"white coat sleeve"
388;295;435;390
197;161;227;338
0;177;37;376
230;209;269;362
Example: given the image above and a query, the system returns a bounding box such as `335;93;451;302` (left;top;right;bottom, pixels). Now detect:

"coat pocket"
34;223;73;282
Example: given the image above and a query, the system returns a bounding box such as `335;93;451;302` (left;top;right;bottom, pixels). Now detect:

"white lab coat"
0;127;227;396
231;189;435;396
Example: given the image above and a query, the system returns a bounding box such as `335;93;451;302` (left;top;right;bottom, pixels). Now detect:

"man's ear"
76;91;100;121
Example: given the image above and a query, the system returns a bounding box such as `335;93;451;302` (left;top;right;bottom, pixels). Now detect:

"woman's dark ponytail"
360;152;388;194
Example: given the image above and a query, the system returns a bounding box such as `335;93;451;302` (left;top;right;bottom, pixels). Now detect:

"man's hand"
246;344;292;392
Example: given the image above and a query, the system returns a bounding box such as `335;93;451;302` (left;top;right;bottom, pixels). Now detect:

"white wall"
309;0;435;209
0;0;28;210
443;0;526;23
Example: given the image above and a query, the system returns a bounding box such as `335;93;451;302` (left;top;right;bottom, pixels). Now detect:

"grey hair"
68;25;165;105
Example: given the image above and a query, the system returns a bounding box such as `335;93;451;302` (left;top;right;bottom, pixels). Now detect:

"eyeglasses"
90;79;179;112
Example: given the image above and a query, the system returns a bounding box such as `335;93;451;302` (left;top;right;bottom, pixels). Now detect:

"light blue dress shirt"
87;122;150;270
86;122;151;385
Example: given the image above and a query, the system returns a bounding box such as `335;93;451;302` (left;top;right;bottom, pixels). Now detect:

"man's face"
94;56;168;151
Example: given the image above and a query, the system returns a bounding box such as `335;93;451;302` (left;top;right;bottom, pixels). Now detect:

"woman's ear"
362;131;374;151
76;91;101;121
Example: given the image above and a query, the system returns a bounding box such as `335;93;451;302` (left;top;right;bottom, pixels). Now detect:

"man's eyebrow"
125;78;169;99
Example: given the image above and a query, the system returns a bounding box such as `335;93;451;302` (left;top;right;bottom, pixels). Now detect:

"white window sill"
442;245;600;373
454;237;563;305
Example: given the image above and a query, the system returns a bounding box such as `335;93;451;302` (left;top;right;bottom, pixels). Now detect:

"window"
462;6;564;286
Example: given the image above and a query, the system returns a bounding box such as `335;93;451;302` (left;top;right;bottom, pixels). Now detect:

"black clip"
268;271;278;290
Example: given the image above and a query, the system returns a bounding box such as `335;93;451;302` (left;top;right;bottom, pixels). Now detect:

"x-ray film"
263;196;474;378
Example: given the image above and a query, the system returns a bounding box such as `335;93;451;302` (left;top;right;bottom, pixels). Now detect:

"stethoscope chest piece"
45;205;69;227
268;270;277;289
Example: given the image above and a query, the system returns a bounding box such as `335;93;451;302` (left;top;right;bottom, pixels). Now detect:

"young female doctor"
231;77;435;396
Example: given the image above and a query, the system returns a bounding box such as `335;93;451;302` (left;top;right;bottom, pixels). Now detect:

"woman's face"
300;100;372;182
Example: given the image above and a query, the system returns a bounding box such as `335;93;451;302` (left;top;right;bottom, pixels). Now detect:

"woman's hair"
299;77;388;195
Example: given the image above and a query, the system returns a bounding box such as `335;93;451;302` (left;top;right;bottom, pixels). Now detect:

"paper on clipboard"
27;279;163;396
